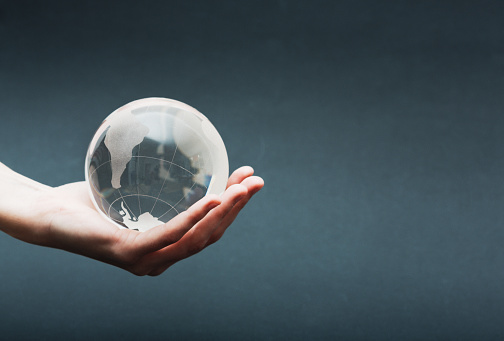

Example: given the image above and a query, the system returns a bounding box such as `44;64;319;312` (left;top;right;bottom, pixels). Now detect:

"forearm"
0;162;52;243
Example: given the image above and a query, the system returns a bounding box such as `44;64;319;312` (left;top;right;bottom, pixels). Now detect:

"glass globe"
85;98;229;232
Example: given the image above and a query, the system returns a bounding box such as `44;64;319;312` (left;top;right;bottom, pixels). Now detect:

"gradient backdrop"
1;1;504;340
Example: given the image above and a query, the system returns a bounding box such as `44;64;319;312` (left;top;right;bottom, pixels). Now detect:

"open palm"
7;166;263;276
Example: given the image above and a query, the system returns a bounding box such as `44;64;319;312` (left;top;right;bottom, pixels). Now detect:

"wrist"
0;163;52;244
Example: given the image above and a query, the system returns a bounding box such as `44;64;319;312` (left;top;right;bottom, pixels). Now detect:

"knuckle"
206;234;222;246
186;239;207;256
177;210;189;220
186;209;204;225
158;231;179;246
178;210;198;226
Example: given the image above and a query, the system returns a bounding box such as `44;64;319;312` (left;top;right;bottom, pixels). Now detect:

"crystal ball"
85;98;229;232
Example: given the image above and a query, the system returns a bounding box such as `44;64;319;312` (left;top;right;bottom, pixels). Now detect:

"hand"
0;164;264;276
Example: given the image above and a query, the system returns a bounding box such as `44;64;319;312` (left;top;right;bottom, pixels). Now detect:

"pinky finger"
206;176;264;245
227;166;254;189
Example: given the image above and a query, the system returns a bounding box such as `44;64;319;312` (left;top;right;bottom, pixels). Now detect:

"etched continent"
120;201;163;232
105;111;149;189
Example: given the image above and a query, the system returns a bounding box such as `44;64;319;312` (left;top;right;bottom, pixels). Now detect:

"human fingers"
143;184;248;267
226;166;254;189
128;194;222;256
206;176;264;245
140;168;258;258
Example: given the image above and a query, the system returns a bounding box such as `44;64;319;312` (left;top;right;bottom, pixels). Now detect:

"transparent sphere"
85;98;229;232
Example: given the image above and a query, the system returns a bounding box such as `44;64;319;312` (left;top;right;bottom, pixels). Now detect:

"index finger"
142;184;247;267
129;194;222;256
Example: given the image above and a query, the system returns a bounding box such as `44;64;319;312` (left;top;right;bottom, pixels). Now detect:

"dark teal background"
1;1;504;340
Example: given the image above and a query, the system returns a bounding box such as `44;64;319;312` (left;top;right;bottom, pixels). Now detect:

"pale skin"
0;162;264;276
